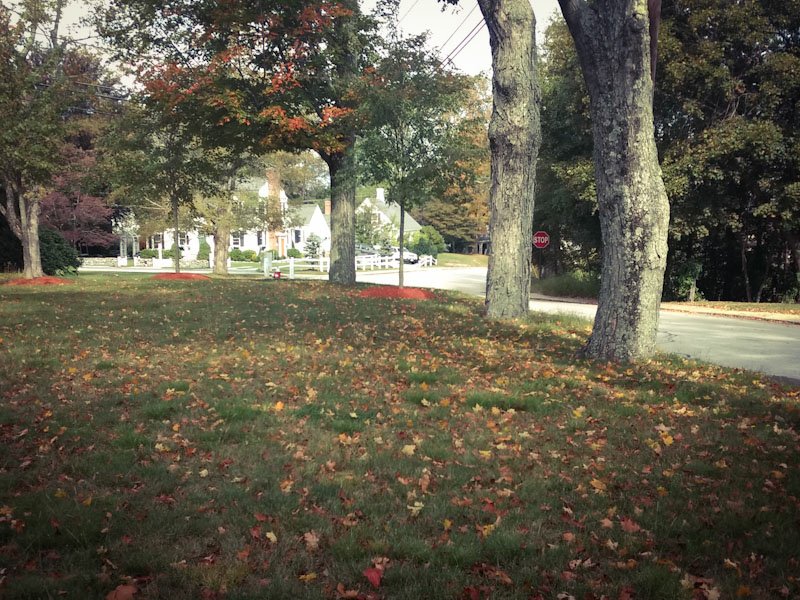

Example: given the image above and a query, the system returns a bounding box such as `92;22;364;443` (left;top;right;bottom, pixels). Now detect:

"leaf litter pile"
0;275;798;599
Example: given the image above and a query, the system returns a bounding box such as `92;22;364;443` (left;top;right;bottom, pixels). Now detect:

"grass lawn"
1;274;798;599
437;253;489;268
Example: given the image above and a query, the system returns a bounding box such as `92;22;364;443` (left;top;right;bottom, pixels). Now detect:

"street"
358;267;800;382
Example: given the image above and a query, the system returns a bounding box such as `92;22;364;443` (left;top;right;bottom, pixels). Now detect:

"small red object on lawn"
272;269;281;279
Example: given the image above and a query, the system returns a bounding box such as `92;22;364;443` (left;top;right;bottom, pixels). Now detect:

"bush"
531;270;600;299
197;238;211;260
410;226;446;257
39;228;81;276
305;234;322;259
229;248;244;261
240;249;258;262
163;247;180;259
137;248;158;259
287;248;303;259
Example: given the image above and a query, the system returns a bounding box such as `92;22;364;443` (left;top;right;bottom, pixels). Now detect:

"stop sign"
533;231;550;249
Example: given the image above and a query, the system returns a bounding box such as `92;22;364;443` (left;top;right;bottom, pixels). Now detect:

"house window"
256;231;263;247
178;232;188;247
232;231;244;248
294;229;301;244
151;233;162;247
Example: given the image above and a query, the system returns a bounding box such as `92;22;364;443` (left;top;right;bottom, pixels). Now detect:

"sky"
371;0;563;76
58;0;563;77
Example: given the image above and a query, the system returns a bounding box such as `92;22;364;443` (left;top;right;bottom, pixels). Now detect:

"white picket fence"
267;254;436;279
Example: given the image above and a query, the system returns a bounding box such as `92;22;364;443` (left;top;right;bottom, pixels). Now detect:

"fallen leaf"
105;584;137;600
363;566;383;588
303;530;320;552
401;444;416;456
620;517;641;533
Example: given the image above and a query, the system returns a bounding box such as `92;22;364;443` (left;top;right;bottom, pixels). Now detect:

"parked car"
356;243;377;255
391;247;418;264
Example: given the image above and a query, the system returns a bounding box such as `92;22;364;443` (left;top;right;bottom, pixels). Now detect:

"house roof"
290;203;321;227
358;197;422;233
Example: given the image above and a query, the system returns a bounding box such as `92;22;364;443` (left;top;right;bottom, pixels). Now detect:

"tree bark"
478;0;540;319
324;148;356;285
398;204;406;288
213;223;230;275
2;173;44;278
171;192;181;273
558;0;670;361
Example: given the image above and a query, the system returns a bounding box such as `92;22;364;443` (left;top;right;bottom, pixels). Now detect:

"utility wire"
398;0;422;23
437;2;479;56
440;19;485;67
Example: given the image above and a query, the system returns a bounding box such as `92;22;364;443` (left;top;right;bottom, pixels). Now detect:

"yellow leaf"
572;406;586;418
266;531;278;543
199;469;209;478
274;401;285;412
660;432;674;446
81;496;93;507
443;518;452;531
407;501;424;516
419;382;429;391
590;479;607;492
54;488;67;498
401;444;416;456
298;572;317;582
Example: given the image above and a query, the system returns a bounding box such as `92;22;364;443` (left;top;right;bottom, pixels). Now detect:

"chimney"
376;187;385;203
324;199;331;216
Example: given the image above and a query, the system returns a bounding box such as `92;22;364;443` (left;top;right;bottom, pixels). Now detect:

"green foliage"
305;233;322;259
197;238;211;260
538;3;800;302
287;248;303;259
137;248;158;259
356;203;395;247
531;271;600;299
409;226;446;257
39;228;80;276
228;248;257;262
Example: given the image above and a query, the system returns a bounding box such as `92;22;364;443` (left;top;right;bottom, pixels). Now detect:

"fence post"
289;256;295;279
263;253;272;277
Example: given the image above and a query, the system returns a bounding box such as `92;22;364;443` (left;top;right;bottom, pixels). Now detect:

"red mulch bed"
4;276;72;286
357;286;435;300
152;273;212;281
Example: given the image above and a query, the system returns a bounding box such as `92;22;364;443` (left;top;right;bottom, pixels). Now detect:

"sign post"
532;231;549;279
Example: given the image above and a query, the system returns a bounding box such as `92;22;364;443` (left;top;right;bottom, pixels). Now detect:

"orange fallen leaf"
105;584;137;600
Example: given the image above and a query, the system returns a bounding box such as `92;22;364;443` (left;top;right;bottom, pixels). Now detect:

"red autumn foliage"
357;286;434;300
4;277;72;286
151;273;212;281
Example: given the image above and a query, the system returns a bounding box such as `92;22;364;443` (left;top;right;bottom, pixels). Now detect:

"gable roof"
289;203;321;227
358;197;422;233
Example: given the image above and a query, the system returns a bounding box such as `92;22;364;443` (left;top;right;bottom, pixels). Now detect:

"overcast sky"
370;0;562;76
59;0;563;77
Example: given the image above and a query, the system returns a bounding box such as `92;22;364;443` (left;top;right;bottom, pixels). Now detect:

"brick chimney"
324;199;331;216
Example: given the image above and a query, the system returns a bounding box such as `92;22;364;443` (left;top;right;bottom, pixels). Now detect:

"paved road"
358;267;800;382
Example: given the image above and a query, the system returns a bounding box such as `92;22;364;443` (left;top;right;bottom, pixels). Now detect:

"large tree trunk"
478;0;540;319
324;148;356;285
213;223;230;275
559;0;670;361
2;174;44;278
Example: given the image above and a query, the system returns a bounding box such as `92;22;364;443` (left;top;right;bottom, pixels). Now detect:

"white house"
356;188;422;241
149;172;331;259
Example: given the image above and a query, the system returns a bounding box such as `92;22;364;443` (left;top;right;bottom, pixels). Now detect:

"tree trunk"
2;174;44;278
559;0;670;361
171;193;181;273
398;204;406;288
324;149;356;285
213;223;230;275
478;0;540;319
740;234;752;302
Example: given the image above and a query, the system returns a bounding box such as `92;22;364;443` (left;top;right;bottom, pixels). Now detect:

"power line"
440;19;486;67
438;2;479;56
398;0;422;22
